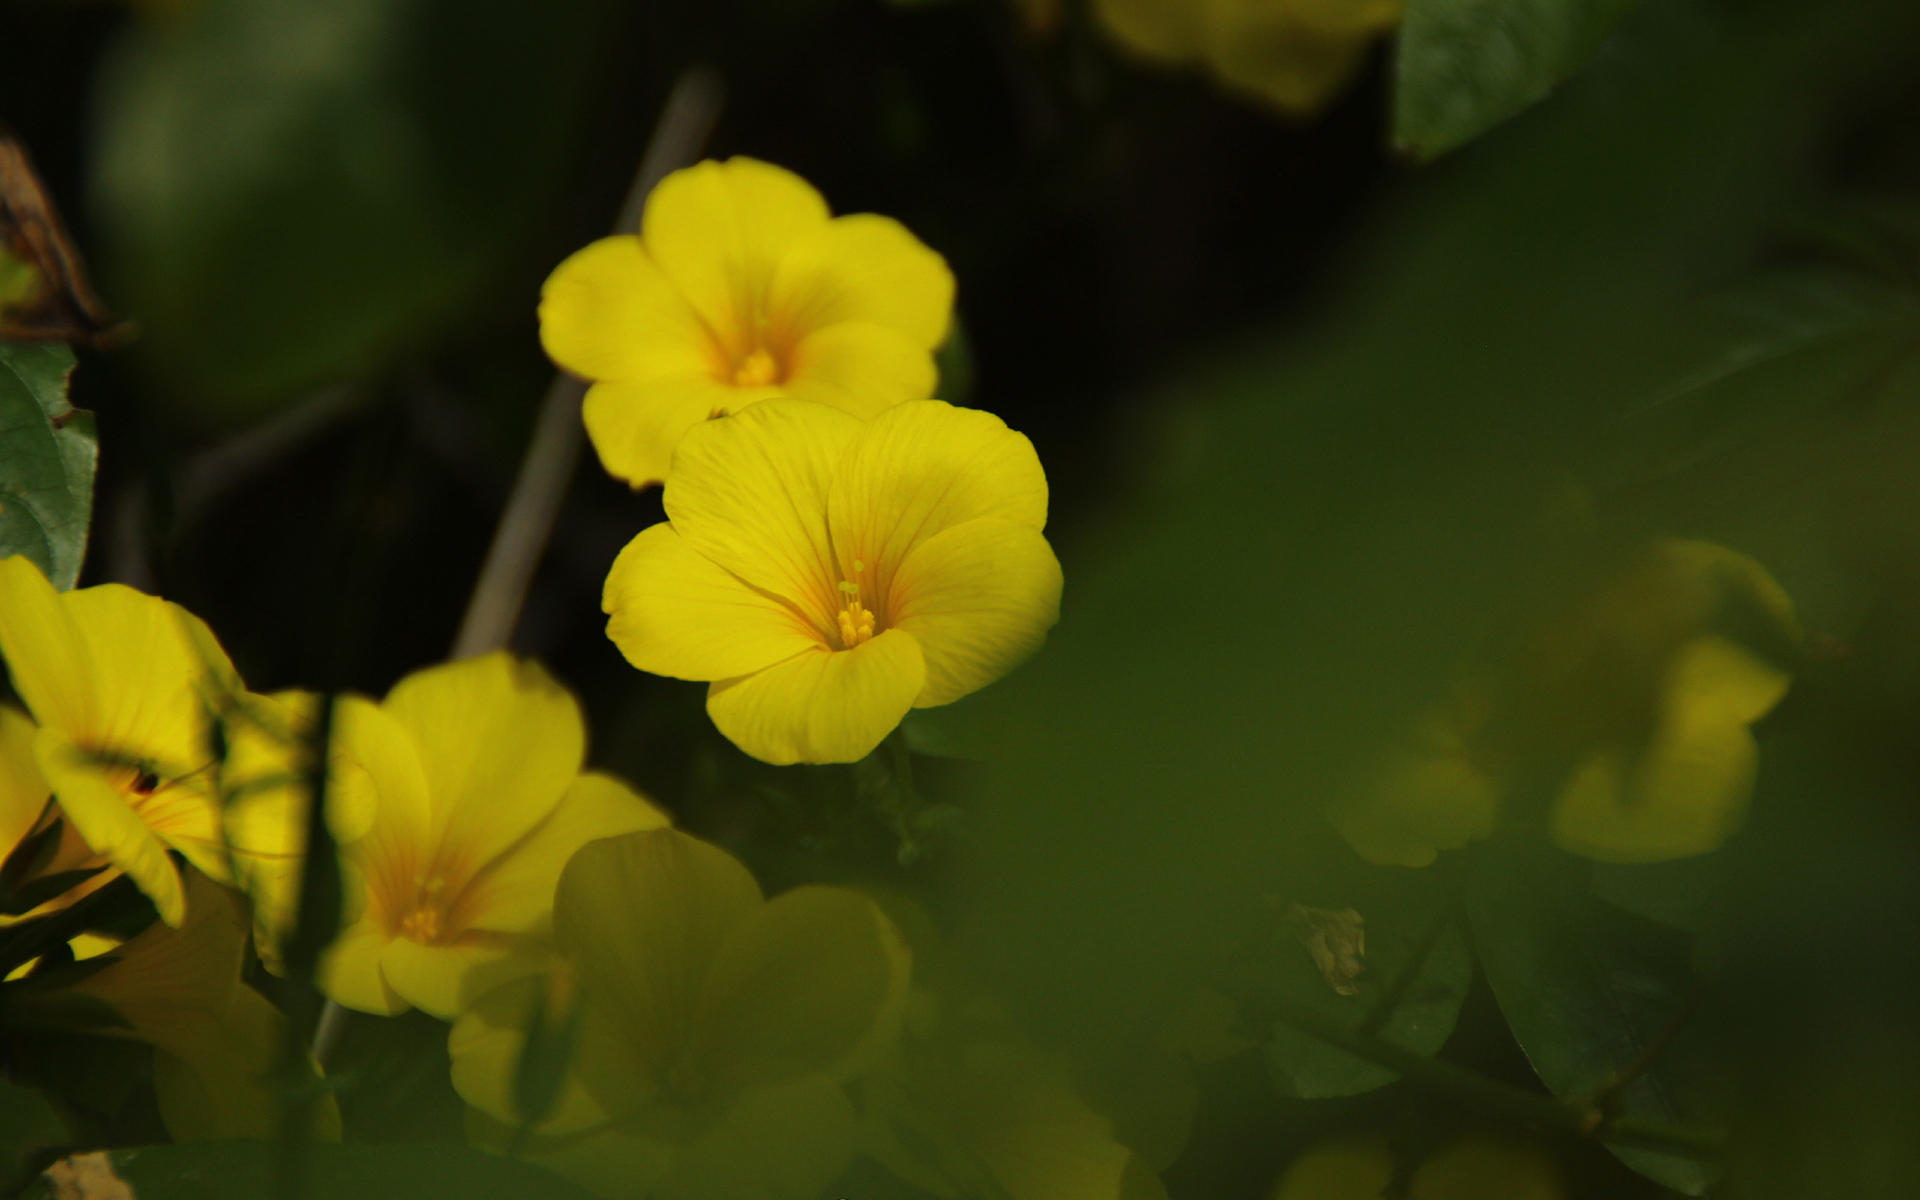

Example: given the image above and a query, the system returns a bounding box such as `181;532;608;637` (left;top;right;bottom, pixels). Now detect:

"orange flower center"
731;346;782;388
400;905;445;943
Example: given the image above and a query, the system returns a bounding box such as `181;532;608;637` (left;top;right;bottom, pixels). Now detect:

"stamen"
732;347;780;388
836;560;877;649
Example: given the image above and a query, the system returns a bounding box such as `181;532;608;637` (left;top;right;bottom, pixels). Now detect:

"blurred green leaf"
1394;0;1644;159
0;1078;64;1184
22;1140;601;1200
92;0;610;424
1467;839;1716;1194
1258;870;1471;1099
0;342;95;590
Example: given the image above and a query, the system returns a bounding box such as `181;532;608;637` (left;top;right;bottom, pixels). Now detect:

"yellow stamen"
400;906;443;943
732;347;780;388
836;560;877;649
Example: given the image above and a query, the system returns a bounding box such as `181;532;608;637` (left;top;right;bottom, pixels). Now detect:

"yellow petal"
1408;1136;1563;1200
317;921;408;1015
539;236;713;384
1201;1;1381;116
770;213;955;350
582;376;780;492
1273;1137;1395;1200
782;321;939;420
382;653;585;890
379;934;538;1022
466;770;671;934
653;1077;860;1200
554;829;763;1106
1551;635;1788;863
706;631;926;766
664;399;861;624
641;158;832;346
827;401;1049;625
603;523;827;683
329;696;433;950
695;886;909;1091
1325;705;1500;869
449;974;617;1136
36;726;191;926
0;705;48;861
889;518;1063;708
1092;0;1207;62
0;558;212;770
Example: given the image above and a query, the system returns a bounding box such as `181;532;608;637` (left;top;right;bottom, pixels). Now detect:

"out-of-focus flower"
1091;0;1402;118
1326;538;1800;867
1269;1134;1564;1199
0;556;239;926
18;870;339;1142
450;827;909;1200
604;399;1062;764
1269;1137;1393;1200
318;653;667;1020
541;156;954;490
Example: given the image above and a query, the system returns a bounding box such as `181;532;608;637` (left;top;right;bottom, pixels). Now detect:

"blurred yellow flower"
0;556;238;926
541;156;955;489
451;827;909;1200
1327;538;1799;867
318;653;667;1020
1270;1137;1392;1200
604;398;1062;764
1269;1134;1565;1200
36;870;339;1142
1092;0;1402;117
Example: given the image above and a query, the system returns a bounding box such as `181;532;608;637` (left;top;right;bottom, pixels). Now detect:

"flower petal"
582;376;779;492
317;921;407;1015
1092;0;1206;62
641;158;832;348
554;829;763;1104
826;401;1049;624
654;1077;859;1200
0;705;48;864
448;974;615;1136
378;934;538;1022
328;696;432;945
695;886;909;1092
706;631;925;766
889;518;1062;708
770;213;954;350
1551;635;1789;863
783;321;938;420
36;726;190;926
466;770;671;935
539;236;713;384
603;523;827;683
664;399;862;623
381;653;584;887
1202;7;1377;117
521;1125;678;1200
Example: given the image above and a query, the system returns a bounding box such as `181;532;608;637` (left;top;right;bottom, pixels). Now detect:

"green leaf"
1394;0;1645;159
0;343;96;590
1467;839;1717;1194
0;1078;65;1183
1258;869;1471;1099
22;1140;602;1200
92;0;612;423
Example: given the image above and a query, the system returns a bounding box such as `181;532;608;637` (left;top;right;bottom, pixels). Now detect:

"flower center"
400;906;444;943
836;561;878;649
731;346;781;388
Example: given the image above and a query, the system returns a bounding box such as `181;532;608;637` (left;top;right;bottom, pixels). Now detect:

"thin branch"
450;67;726;660
1355;906;1455;1040
1267;995;1723;1160
1581;983;1706;1118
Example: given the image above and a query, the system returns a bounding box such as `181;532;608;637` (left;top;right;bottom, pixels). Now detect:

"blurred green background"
11;0;1920;1195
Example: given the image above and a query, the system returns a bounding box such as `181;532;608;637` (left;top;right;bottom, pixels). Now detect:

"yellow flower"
541;156;955;489
0;702;116;921
33;870;339;1142
1326;538;1799;866
0;556;238;926
318;653;667;1020
1269;1134;1564;1200
450;827;909;1200
1092;0;1402;117
603;398;1062;765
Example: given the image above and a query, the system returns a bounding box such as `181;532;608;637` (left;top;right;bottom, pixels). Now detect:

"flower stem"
449;67;726;660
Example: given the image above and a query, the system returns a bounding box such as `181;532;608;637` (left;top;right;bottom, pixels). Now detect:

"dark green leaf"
1394;0;1644;159
1467;839;1717;1193
1262;891;1471;1099
22;1140;602;1200
0;1078;65;1183
92;0;612;423
0;343;95;590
